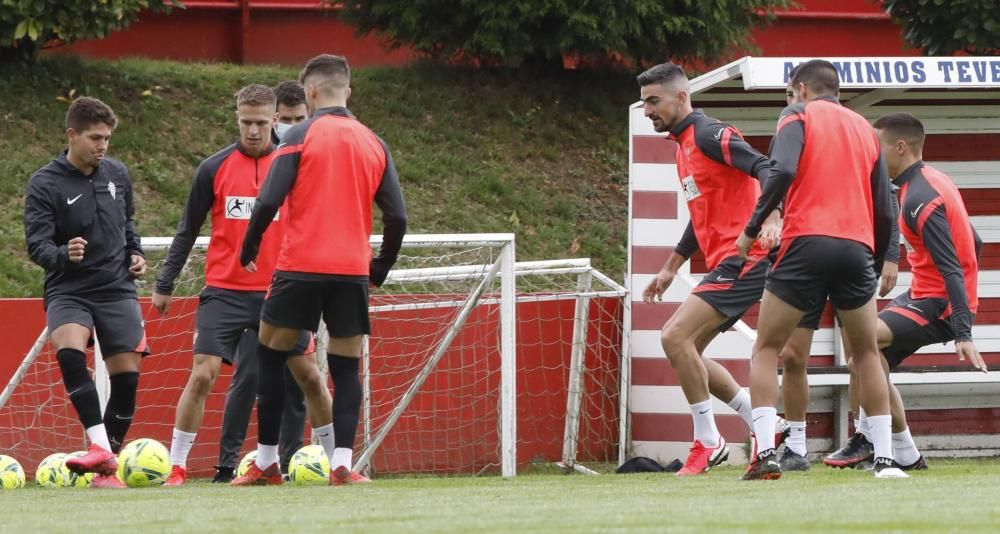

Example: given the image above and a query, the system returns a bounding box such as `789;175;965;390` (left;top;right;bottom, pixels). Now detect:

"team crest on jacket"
681;175;702;201
108;181;117;200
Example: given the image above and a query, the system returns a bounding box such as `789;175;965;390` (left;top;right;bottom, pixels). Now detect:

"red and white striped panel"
628;101;1000;463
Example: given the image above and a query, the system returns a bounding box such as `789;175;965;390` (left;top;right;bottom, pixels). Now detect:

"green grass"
0;57;634;297
4;460;1000;532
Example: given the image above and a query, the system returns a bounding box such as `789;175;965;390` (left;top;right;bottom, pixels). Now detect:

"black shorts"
261;275;370;337
195;286;313;364
798;300;843;330
879;291;958;369
45;296;150;358
767;236;877;313
691;255;770;332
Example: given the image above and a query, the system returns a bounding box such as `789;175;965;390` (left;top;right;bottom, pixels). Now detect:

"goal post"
1;233;628;478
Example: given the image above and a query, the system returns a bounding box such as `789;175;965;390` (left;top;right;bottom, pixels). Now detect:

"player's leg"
48;297;119;479
279;365;307;477
669;256;769;475
744;238;828;480
285;348;334;463
216;329;258;482
743;289;805;480
830;240;907;478
659;296;731;475
835;298;904;477
232;277;322;486
827;331;875;468
778;323;817;471
169;288;261;485
323;280;372;484
875;293;950;471
84;298;147;488
165;354;223;485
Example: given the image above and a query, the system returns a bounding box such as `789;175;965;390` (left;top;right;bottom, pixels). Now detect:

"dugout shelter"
626;56;1000;465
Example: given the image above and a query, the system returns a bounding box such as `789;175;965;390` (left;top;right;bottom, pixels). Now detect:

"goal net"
0;234;627;478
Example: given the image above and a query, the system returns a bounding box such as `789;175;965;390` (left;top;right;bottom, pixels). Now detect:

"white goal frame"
3;232;631;477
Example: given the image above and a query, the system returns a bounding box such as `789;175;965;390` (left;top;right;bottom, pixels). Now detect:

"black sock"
256;343;291;447
104;371;139;453
328;354;361;449
56;348;103;429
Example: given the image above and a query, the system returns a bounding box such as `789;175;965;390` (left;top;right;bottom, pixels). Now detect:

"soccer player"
272;80;308;142
152;84;330;486
737;59;904;479
213;80;312;484
637;62;783;476
774;75;900;472
821;112;985;470
233;54;407;486
24;97;148;489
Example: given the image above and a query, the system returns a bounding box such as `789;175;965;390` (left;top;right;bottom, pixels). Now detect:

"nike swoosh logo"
906;304;923;312
698;409;710;414
67;194;82;205
716;276;735;282
114;414;132;421
910;202;924;218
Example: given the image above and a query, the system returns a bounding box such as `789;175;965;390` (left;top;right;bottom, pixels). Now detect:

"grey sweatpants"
217;329;308;473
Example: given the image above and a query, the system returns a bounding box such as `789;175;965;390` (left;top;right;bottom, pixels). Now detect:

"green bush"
338;0;791;68
881;0;999;55
0;0;183;62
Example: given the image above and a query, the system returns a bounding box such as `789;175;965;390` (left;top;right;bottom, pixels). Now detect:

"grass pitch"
3;459;1000;532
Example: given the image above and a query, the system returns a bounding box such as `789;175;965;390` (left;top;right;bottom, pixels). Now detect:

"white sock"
752;407;778;453
892;428;921;466
169;429;197;468
787;421;807;456
85;424;112;453
690;399;720;448
332;448;353;471
727;389;753;430
313;424;336;464
858;408;873;441
256;444;279;470
867;414;893;460
853;417;861;435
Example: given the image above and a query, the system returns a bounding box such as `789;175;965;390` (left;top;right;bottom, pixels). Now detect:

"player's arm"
24;179;69;271
742;104;805;241
123;167;144;260
241;142;301;267
155;163;215;295
695;122;770;182
370;140;408;287
642;222;698;303
913;204;974;341
973;225;983;261
878;184;901;296
870;152;895;275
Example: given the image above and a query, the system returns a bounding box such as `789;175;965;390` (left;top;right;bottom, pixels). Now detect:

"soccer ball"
288;445;329;485
62;451;95;488
116;438;170;487
0;455;26;490
236;451;258;478
35;453;67;487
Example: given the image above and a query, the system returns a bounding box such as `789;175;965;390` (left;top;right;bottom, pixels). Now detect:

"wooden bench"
780;365;1000;446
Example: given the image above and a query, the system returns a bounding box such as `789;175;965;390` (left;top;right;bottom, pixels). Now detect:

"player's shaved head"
299;54;350;97
791;59;840;96
874;112;925;153
636;62;690;93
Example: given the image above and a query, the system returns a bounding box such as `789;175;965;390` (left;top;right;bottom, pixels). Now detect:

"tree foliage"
338;0;791;68
0;0;183;62
882;0;999;55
